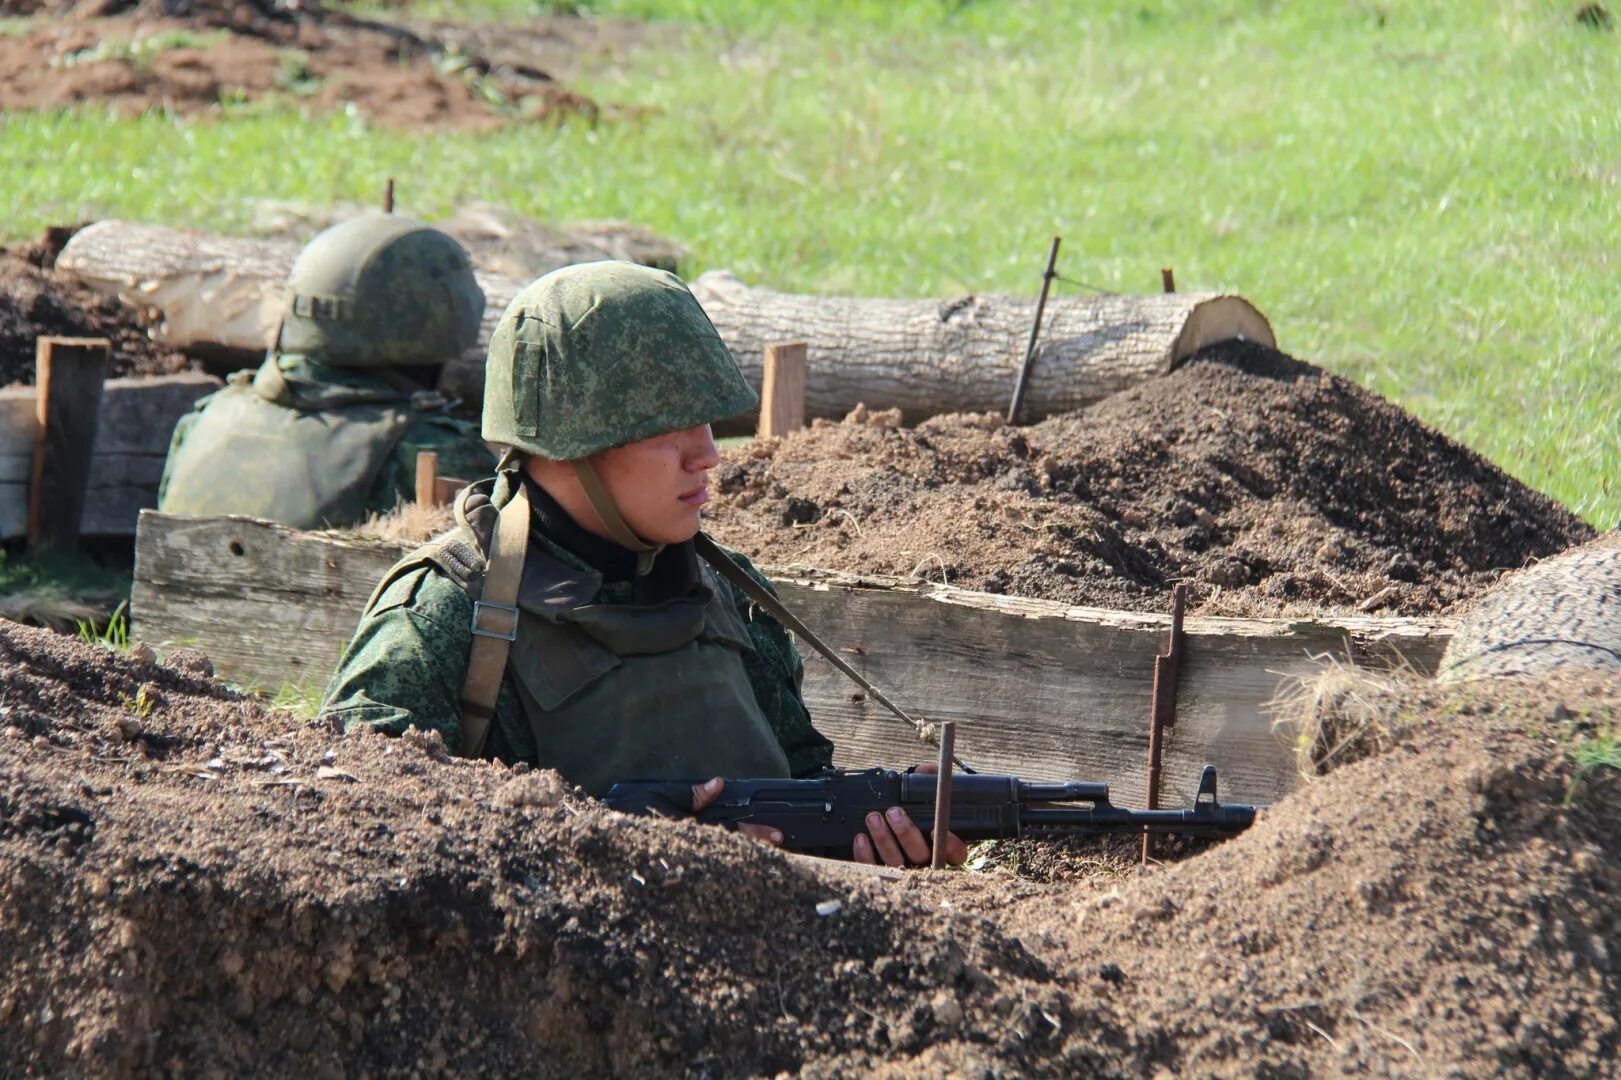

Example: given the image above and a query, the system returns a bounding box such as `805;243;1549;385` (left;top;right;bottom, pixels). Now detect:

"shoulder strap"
457;481;531;757
693;532;968;771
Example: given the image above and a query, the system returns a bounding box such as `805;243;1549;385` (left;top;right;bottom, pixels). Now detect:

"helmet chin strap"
569;459;662;576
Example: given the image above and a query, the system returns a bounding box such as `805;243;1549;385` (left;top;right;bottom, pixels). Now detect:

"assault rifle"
603;764;1260;858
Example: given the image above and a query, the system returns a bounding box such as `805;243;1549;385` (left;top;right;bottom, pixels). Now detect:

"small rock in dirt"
162;649;214;679
1385;554;1422;582
781;497;821;526
980;570;1011;594
1201;556;1251;588
127;642;157;666
493;770;567;810
931;993;965;1031
401;726;451;762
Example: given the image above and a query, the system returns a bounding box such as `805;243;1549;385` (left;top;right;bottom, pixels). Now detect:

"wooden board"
0;373;220;539
776;573;1449;805
130;512;1453;804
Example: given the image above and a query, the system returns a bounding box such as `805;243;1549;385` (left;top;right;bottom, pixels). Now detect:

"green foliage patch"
4;0;1617;521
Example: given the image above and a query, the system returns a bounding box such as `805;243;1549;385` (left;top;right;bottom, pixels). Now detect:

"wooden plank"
771;573;1447;805
435;477;468;505
758;341;807;439
131;513;1453;804
91;373;218;455
29;338;109;549
0;373;219;540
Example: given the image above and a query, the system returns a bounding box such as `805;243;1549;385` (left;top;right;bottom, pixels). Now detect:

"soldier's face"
591;424;722;545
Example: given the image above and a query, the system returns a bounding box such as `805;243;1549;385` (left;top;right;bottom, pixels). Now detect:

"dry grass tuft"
1267;657;1426;779
353;501;455;544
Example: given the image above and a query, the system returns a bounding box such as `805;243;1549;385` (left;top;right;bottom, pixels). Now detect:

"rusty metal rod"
1006;236;1061;425
1142;583;1187;862
1161;266;1176;293
383;178;395;213
931;721;957;869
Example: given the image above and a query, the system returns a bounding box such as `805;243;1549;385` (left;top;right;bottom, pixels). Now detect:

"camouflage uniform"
319;473;835;785
158;354;492;528
157;213;489;529
319;261;835;790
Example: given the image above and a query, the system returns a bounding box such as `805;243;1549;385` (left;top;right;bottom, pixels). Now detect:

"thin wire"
1051;272;1119;296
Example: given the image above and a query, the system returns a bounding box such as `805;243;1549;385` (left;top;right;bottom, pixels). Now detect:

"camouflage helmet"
278;212;485;367
482;261;757;460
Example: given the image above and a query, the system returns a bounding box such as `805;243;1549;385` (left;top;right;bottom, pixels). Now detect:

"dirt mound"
0;233;190;388
1017;669;1621;1075
0;1;599;129
705;342;1594;617
0;618;1091;1077
4;617;1620;1076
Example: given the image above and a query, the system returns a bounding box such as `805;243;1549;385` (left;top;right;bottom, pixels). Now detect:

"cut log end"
1163;296;1277;373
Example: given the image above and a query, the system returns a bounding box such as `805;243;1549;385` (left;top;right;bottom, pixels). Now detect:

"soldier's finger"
944;831;970;866
885;806;932;864
738;823;784;846
865;812;906;867
691;776;723;813
853;833;877;864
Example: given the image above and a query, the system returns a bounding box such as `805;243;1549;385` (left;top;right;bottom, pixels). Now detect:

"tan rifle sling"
457;481;531;757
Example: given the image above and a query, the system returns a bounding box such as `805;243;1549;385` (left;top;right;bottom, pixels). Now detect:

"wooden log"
686;271;1277;424
0;373;221;539
131;512;1452;804
758;342;807;439
28;338;109;550
54;216;671;377
57;222;1277;424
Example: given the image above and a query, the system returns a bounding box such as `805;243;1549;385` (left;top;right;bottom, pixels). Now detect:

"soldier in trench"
158;213;493;529
319;260;967;867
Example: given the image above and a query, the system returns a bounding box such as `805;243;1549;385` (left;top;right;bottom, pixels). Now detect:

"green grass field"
4;0;1617;523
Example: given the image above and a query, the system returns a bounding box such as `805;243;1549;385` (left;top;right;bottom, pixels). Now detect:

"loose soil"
3;617;1619;1076
0;231;191;388
705;341;1595;618
0;0;604;129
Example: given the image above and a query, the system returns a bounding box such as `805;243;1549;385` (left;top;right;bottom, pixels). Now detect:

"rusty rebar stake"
1006;236;1062;425
383;178;395;213
931;721;957;870
1161;266;1176;293
1142;583;1187;862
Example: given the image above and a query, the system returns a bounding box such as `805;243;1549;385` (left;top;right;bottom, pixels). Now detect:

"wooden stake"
27;337;109;551
1161;267;1176;293
383;178;395;214
759;341;808;439
930;720;957;870
1142;583;1187;863
415;451;439;507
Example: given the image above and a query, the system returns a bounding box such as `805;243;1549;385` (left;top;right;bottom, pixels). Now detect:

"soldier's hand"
692;777;783;847
852;764;968;868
